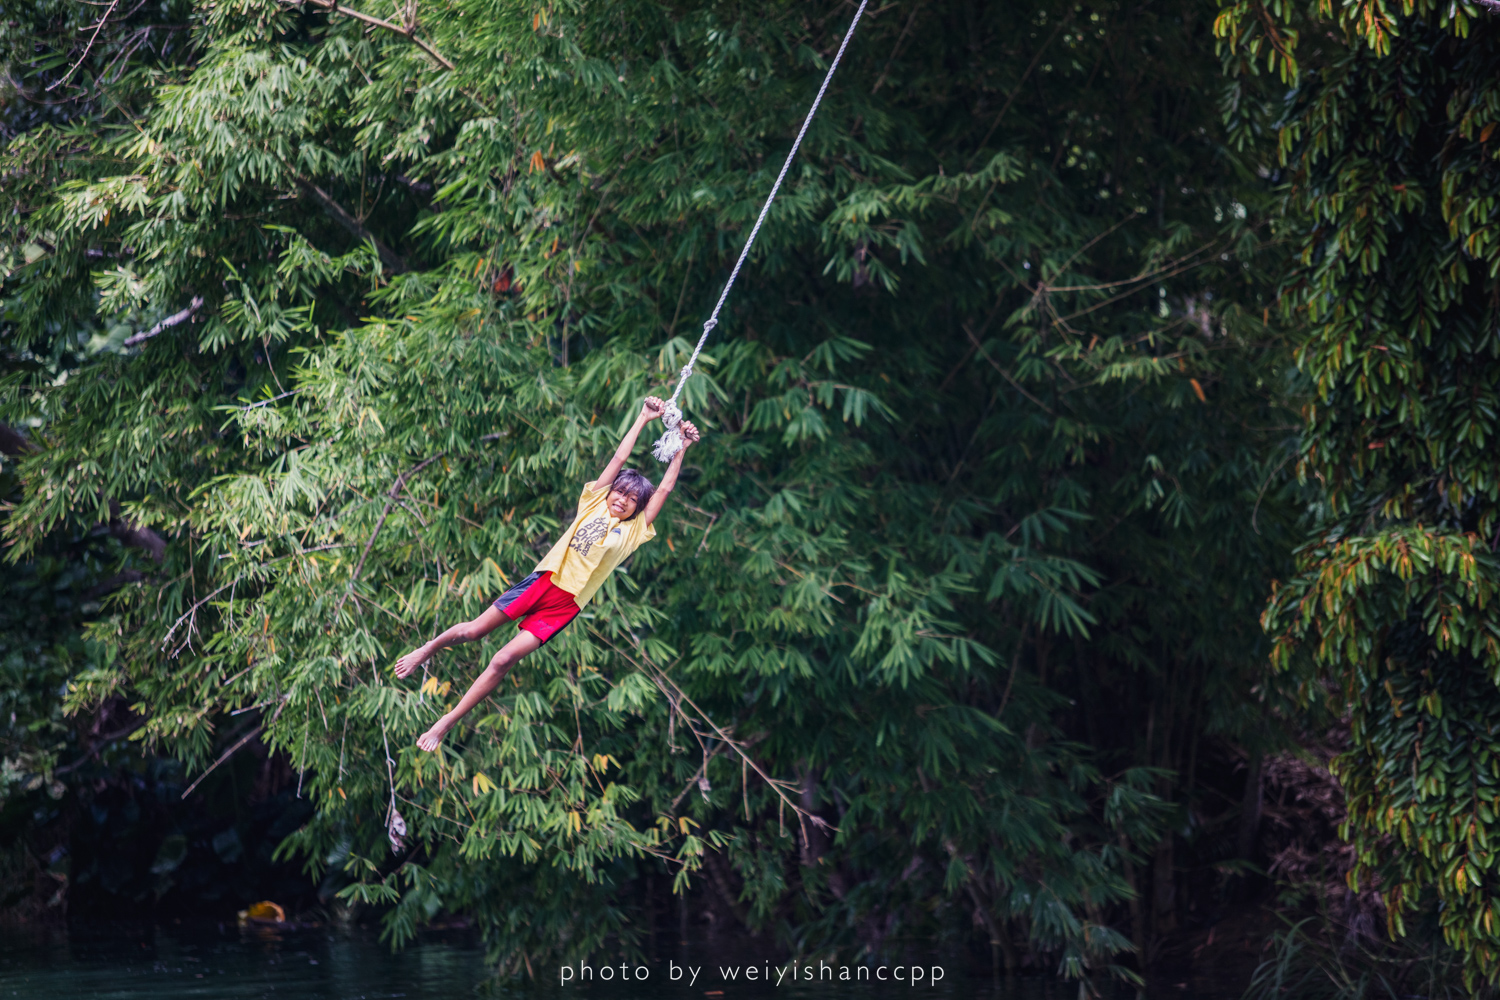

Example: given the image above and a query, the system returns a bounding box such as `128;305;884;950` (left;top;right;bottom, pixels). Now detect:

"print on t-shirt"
532;482;656;609
569;516;611;557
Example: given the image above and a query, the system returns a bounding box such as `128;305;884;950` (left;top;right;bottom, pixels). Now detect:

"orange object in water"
241;901;285;923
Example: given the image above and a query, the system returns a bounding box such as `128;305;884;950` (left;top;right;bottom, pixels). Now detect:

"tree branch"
870;0;923;95
161;579;236;650
289;0;455;71
587;626;833;839
53;721;146;775
0;424;34;456
107;499;166;562
47;0;120;93
669;745;722;813
180;698;288;799
123;295;204;347
293;177;409;274
334;454;444;617
962;323;1057;416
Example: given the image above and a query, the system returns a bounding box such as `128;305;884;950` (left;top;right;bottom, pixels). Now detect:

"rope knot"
651;400;686;463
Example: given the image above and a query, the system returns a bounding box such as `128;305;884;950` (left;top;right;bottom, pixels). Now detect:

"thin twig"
233;388;301;410
180;699;287;799
1251;452;1294;534
296;543;353;555
664;247;696;340
996;624;1029;717
1042;240;1222;293
1040;213;1138;285
334;454;444;617
671;503;721;554
588;627;833;834
870;0;923;94
670;745;722;813
962;323;1057;417
394;498;428;527
965;14;1071;168
293;177;408;273
346;590;407;625
161;580;235;649
47;0;120;92
53;721;146;775
937;296;1009;392
97;25;149;93
1046;247;1226;323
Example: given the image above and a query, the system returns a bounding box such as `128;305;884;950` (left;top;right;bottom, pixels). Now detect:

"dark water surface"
1;925;482;999
0;924;1240;1000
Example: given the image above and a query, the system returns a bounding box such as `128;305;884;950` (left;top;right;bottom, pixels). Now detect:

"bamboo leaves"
1;0;1297;982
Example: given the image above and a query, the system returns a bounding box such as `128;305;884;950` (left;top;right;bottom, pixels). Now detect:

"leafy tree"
2;0;1295;983
0;4;326;919
1216;0;1500;986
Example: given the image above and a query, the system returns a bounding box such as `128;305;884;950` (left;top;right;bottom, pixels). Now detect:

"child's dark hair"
611;469;655;519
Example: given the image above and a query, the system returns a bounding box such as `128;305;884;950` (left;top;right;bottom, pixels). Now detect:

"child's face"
606;489;639;519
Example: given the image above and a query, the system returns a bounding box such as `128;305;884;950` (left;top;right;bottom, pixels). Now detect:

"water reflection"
0;924;484;999
0;924;1233;999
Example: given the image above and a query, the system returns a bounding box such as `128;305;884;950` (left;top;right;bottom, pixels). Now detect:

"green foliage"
0;545;109;809
1247;917;1472;1000
1217;0;1500;986
2;0;1296;982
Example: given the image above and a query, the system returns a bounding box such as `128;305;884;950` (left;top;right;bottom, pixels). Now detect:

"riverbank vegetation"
2;0;1498;992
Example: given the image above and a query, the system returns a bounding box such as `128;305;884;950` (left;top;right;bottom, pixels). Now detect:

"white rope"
653;0;871;462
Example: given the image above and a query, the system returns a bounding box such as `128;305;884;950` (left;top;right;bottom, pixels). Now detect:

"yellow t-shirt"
534;481;657;608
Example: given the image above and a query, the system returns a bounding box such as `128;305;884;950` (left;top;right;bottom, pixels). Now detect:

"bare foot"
416;718;453;752
394;646;432;679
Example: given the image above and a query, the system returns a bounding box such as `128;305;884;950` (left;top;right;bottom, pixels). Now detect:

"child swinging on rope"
393;0;868;753
394;397;700;751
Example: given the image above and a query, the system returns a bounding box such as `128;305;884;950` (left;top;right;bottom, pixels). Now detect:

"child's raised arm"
589;397;665;490
643;421;698;526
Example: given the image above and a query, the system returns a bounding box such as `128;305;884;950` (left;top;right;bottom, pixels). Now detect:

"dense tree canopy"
4;0;1430;987
1217;0;1500;988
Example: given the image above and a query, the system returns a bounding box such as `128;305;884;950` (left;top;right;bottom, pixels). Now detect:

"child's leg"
394;606;510;679
416;629;543;751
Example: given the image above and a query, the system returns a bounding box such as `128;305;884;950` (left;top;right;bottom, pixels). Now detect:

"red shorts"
492;571;579;644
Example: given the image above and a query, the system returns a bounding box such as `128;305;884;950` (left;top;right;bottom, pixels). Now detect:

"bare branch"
161;579;235;650
669;745;722;813
966;14;1072;167
47;0;120;93
179;699;287;799
53;720;146;775
587;626;835;835
233;388;301;410
293;177;409;274
676;502;720;554
123;295;204;347
962;323;1056;417
334;454;444;617
287;0;455;71
996;623;1028;717
870;0;923;95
